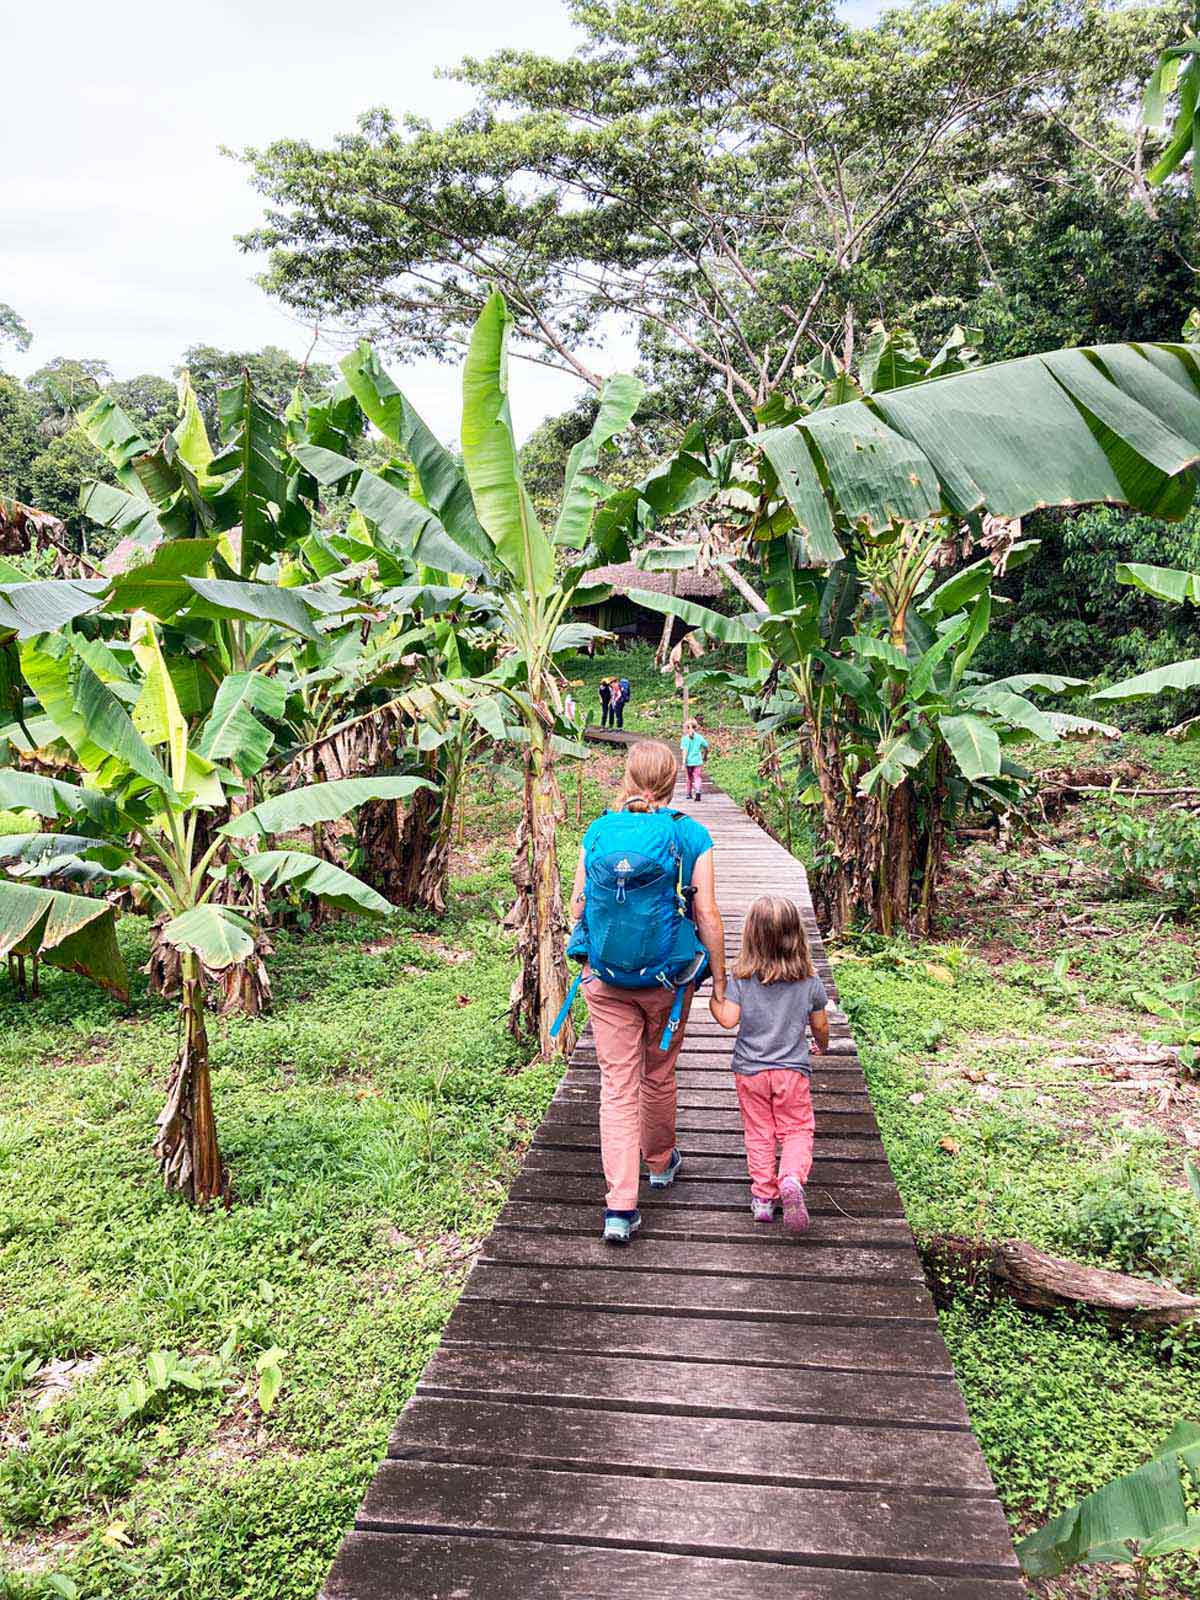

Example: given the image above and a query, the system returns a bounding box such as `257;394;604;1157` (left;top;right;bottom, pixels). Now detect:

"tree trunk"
508;729;573;1058
806;714;931;936
357;775;449;914
154;954;228;1206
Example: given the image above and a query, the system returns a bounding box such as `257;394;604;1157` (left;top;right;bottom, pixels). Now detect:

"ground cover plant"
0;751;623;1600
716;725;1200;1598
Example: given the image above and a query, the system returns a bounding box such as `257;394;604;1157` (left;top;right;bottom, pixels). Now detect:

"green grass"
0;780;565;1600
835;931;1200;1588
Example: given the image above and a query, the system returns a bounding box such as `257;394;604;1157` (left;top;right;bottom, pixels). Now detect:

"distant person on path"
710;895;828;1232
565;740;727;1244
598;678;614;728
680;718;709;801
613;674;631;729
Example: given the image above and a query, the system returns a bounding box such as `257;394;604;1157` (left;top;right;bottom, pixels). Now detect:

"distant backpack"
618;676;631;702
551;808;707;1049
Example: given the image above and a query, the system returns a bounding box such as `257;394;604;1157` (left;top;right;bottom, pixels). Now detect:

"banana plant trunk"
509;723;574;1058
357;771;450;914
806;717;937;936
154;953;228;1205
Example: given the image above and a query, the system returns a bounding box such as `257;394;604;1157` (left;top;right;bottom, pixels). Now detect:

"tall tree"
240;0;1175;432
176;343;333;436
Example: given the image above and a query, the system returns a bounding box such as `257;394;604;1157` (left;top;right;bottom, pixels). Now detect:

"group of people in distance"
597;675;630;728
566;707;825;1246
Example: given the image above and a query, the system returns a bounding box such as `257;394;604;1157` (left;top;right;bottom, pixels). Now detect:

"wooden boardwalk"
322;762;1024;1600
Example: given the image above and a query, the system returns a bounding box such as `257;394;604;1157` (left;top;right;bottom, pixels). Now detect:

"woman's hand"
709;996;740;1030
569;847;587;923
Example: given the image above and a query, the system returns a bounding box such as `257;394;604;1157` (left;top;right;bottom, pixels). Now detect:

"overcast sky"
3;0;880;442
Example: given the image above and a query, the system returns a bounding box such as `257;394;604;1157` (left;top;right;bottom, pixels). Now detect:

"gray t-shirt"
726;973;829;1076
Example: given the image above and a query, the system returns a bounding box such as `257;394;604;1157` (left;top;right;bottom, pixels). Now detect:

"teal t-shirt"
582;808;713;887
681;732;709;767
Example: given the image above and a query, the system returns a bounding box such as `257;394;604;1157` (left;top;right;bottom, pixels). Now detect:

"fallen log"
922;1236;1200;1330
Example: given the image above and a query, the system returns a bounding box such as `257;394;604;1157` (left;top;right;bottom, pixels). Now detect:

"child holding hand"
710;895;829;1231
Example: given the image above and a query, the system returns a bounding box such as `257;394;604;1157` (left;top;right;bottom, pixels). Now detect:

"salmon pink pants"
585;978;694;1210
735;1070;815;1201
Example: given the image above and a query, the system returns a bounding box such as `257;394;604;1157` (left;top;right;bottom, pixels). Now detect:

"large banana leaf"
0;834;135;884
161;904;256;969
0;769;121;829
219;776;434;840
20;634;171;790
773;343;1200;542
1094;658;1200;700
196;672;287;778
1016;1429;1200;1579
0;880;128;999
624;588;759;646
184;578;346;641
237;850;393;915
207;377;292;570
461;292;554;594
555;374;645;549
352;471;484;579
340;345;492;567
77;393;151;491
939;712;1002;779
104;539;219;618
0;579;108;640
78;480;165;547
1116;560;1200;604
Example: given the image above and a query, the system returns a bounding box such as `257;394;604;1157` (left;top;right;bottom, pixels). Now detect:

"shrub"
1064;1150;1200;1286
1096;803;1200;914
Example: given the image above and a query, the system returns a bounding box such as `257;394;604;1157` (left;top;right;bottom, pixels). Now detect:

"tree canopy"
240;0;1180;431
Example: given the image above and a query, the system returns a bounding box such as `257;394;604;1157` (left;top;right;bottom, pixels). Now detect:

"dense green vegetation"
0;757;623;1600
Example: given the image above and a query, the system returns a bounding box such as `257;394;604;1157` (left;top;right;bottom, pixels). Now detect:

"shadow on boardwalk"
321;768;1024;1600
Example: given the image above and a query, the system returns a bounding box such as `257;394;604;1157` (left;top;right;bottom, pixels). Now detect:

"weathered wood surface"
321;766;1023;1598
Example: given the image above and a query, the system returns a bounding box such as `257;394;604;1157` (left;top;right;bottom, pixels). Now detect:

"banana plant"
296;293;644;1057
1092;562;1200;735
0;620;430;1204
1017;1422;1200;1584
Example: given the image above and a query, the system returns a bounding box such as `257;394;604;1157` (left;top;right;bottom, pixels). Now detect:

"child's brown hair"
733;895;814;984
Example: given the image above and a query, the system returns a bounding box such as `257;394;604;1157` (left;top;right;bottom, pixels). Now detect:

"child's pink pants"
735;1070;815;1201
586;978;693;1210
685;765;703;799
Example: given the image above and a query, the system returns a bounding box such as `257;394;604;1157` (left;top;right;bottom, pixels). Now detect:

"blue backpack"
551;807;707;1050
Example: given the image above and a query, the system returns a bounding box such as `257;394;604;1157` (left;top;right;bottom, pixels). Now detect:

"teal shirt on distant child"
681;732;709;768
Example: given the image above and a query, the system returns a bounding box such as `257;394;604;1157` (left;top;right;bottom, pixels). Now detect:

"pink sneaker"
780;1176;810;1233
750;1197;776;1223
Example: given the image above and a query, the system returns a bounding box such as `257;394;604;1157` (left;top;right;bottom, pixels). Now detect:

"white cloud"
2;0;880;441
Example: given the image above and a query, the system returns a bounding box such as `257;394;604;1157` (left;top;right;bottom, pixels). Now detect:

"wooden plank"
533;1126;884;1156
479;1230;926;1284
387;1397;995;1494
495;1199;913;1246
461;1262;937;1323
325;1531;1028;1600
509;1169;907;1215
418;1347;970;1428
523;1146;901;1186
317;768;1020;1600
356;1461;1018;1577
441;1299;955;1375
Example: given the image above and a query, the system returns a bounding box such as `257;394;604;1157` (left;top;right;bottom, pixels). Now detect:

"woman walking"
568;740;727;1243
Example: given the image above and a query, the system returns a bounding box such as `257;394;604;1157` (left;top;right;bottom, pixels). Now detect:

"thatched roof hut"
580;561;725;600
574;559;728;645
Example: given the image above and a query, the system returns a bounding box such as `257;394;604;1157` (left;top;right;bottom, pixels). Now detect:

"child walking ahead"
710;896;829;1231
